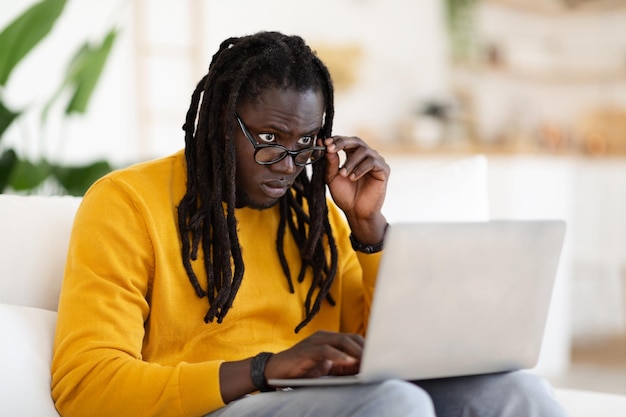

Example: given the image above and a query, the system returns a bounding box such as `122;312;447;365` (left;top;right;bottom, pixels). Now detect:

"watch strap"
349;223;389;254
250;352;274;392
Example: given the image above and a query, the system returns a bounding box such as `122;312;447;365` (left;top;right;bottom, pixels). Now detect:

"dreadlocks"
178;31;338;333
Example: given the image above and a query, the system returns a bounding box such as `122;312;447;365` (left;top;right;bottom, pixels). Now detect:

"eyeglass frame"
235;114;326;166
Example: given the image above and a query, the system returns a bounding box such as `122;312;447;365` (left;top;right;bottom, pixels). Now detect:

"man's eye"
298;136;314;146
258;133;276;143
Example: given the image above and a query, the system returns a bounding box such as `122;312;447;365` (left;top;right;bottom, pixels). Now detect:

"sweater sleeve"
51;177;224;417
326;202;382;336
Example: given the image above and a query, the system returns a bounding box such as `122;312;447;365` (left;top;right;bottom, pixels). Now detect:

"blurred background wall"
0;0;451;166
4;0;625;162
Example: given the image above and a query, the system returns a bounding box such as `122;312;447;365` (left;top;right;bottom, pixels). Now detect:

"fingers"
266;331;365;380
299;331;363;372
310;330;364;362
302;332;363;378
324;136;389;182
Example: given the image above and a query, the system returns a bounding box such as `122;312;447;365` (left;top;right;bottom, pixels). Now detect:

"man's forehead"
239;89;324;117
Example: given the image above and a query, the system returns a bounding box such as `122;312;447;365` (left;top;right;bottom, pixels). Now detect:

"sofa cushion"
0;195;81;311
0;303;59;416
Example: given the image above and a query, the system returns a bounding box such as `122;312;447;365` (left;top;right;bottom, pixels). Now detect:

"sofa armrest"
383;155;489;223
0;303;60;416
0;195;81;311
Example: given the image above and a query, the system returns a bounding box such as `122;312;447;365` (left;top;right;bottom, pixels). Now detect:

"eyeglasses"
236;114;326;166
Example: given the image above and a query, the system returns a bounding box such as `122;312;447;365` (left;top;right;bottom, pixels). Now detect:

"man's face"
234;87;325;209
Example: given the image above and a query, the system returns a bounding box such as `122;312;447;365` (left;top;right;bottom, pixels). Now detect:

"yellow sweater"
51;150;381;417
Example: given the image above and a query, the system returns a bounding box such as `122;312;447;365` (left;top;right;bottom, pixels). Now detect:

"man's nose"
271;153;297;174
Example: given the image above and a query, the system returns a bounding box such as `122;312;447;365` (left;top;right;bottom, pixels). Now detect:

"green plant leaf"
0;100;20;140
65;28;118;115
0;0;67;87
41;41;91;122
42;28;119;122
53;160;112;196
9;157;51;191
0;148;18;191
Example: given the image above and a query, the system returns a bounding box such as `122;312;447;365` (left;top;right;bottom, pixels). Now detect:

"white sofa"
0;156;624;416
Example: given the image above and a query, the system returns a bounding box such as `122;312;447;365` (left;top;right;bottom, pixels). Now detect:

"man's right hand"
265;330;363;379
219;331;363;403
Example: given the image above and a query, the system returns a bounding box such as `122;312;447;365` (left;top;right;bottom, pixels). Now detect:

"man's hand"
219;331;363;403
265;330;364;379
323;135;390;244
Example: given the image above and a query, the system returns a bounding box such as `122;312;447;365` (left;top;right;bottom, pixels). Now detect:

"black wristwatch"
250;352;275;392
349;224;389;254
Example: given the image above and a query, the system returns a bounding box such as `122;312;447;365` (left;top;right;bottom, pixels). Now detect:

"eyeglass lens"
236;114;325;166
255;146;324;166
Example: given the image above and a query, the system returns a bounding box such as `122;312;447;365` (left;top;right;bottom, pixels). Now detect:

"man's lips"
261;180;290;198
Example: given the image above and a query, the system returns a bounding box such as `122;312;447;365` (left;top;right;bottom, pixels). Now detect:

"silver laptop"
269;220;566;387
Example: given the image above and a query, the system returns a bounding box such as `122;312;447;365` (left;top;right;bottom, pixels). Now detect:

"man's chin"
235;191;280;210
248;200;279;210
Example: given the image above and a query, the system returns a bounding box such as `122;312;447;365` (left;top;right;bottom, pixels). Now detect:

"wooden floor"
571;335;626;368
548;335;626;395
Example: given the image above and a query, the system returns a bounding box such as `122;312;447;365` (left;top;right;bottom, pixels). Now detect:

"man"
51;31;568;417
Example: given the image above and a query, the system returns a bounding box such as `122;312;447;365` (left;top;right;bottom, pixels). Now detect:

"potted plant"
0;0;118;195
